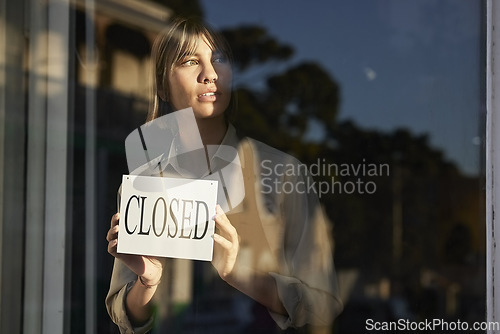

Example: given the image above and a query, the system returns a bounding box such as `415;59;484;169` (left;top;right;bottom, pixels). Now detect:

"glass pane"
70;0;485;333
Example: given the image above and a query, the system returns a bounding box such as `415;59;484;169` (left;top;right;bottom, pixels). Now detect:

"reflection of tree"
222;26;293;71
225;22;484;322
232;62;339;149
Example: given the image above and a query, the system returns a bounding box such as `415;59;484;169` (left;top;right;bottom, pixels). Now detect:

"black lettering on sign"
152;197;167;237
123;195;211;240
124;195;140;235
179;200;194;239
138;196;149;235
168;198;179;238
193;200;209;240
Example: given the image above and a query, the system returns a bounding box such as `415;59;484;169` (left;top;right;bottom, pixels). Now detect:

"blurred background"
0;0;485;333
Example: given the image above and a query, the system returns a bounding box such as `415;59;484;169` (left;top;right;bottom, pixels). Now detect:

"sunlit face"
167;36;232;120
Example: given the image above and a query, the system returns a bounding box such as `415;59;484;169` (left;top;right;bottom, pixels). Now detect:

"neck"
196;115;228;146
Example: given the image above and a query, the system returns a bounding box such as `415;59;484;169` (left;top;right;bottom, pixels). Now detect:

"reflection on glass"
63;0;483;333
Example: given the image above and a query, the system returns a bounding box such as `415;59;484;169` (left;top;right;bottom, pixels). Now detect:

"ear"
157;78;168;101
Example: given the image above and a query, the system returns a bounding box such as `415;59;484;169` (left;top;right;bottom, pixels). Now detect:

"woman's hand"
211;205;240;280
106;213;164;286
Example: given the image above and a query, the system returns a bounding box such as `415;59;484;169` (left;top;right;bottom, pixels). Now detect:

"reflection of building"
73;0;171;98
0;1;179;332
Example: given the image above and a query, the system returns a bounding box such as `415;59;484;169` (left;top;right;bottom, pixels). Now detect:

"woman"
106;17;343;333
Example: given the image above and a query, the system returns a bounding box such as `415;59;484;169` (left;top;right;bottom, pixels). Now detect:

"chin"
195;113;225;121
193;107;226;120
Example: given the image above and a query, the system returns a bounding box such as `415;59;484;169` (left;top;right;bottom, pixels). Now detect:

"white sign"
118;175;218;261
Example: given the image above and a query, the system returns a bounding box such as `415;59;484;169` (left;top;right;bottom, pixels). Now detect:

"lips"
198;90;219;102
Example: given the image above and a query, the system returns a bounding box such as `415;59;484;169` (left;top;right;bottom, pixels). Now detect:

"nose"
199;63;218;84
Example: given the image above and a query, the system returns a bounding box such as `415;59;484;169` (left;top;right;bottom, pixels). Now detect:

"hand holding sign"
106;212;164;286
212;205;240;280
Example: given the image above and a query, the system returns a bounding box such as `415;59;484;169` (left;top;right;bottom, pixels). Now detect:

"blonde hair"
147;17;234;122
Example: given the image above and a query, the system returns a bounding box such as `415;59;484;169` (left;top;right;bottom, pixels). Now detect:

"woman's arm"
106;213;164;328
124;277;159;325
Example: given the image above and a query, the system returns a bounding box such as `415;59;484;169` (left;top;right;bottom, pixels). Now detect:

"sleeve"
105;260;155;334
105;188;155;334
105;259;156;334
268;171;344;329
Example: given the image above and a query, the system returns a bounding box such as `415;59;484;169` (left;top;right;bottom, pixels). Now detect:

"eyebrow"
183;49;223;59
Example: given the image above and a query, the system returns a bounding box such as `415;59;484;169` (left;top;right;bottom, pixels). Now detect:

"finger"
214;205;236;235
215;204;225;219
212;233;233;250
214;221;238;246
213;205;239;251
107;238;118;256
106;224;119;242
214;222;237;244
110;212;120;228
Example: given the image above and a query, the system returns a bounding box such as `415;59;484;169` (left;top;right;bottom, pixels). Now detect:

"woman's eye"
181;59;199;66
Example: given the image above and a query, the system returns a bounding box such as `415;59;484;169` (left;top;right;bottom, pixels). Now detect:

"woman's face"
167;35;232;120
